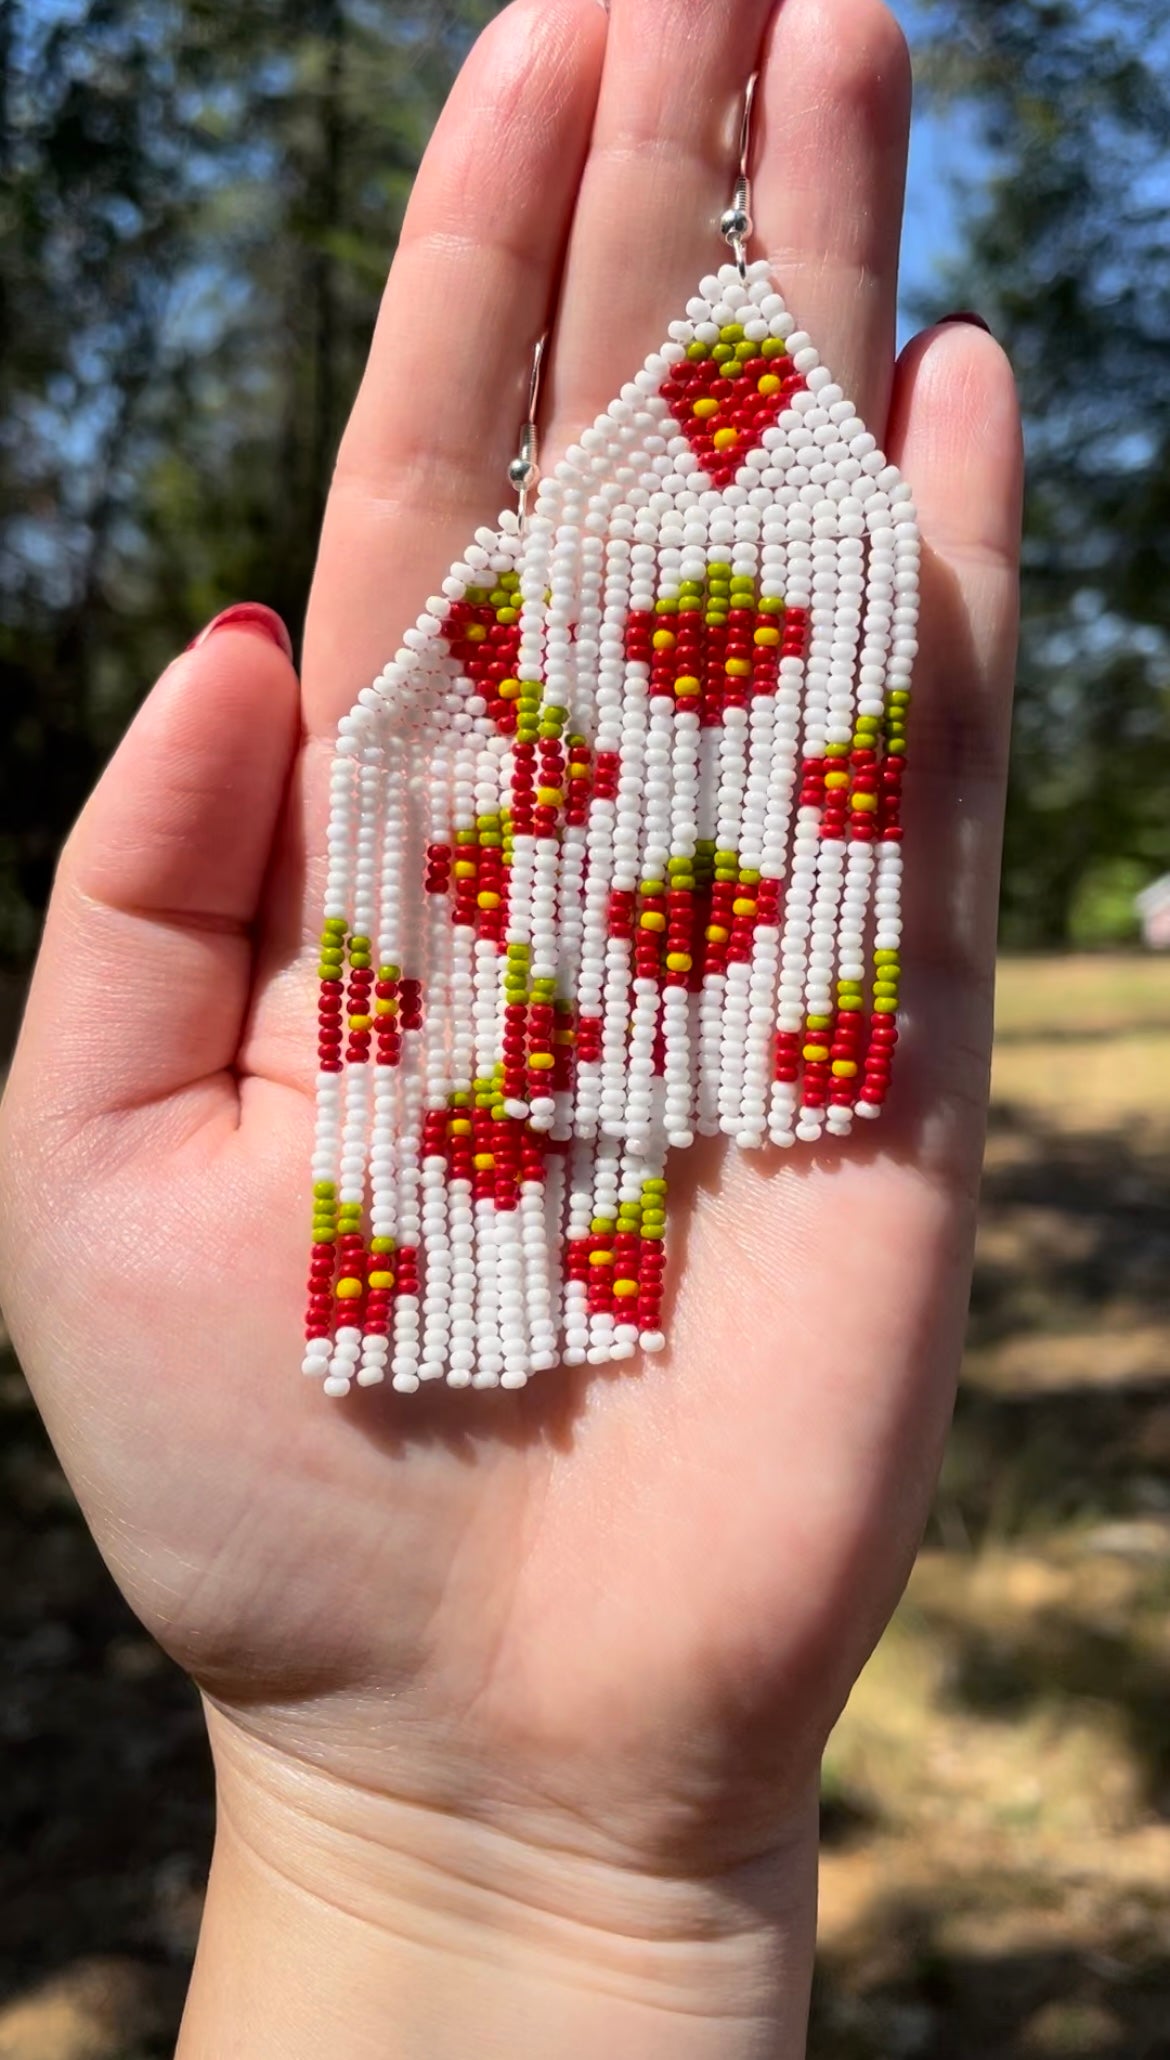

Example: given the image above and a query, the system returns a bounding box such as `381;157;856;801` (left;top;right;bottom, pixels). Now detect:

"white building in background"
1136;875;1170;949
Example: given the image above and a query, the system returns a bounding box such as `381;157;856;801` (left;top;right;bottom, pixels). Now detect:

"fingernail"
939;310;993;335
187;603;295;662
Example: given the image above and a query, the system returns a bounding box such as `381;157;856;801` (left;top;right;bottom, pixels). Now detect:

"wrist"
179;1710;819;2059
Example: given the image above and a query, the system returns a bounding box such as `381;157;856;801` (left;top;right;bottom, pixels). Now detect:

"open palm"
0;0;1020;1887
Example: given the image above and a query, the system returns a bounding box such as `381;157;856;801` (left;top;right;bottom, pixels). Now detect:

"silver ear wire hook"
508;330;547;528
720;70;758;280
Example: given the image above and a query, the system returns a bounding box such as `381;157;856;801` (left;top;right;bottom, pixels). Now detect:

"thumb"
4;606;301;1150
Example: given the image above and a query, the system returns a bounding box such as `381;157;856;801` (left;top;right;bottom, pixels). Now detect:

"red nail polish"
939;310;993;336
187;603;295;662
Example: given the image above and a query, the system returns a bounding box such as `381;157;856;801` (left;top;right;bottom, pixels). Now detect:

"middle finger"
547;0;911;449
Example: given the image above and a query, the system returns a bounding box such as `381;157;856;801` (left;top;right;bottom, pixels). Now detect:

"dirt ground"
2;955;1169;2058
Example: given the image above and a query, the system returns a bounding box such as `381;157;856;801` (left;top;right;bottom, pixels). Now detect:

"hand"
0;0;1021;2052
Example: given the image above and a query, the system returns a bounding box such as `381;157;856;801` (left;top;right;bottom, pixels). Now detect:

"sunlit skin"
0;0;1022;2048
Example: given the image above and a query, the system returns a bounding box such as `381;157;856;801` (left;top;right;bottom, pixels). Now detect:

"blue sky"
891;0;982;340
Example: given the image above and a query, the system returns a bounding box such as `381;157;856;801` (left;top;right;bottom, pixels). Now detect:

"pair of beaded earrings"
302;74;919;1396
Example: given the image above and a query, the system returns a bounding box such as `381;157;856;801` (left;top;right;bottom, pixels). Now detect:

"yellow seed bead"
449;1118;472;1136
453;860;476;879
692;396;719;419
652;628;676;650
732;897;757;918
706;923;729;944
758;373;782;397
613;1279;639;1299
568;760;589;778
753;625;780;646
336;1279;362;1299
465;623;487;642
852;792;878;811
477;890;501;909
665;952;692;973
368;1270;395;1290
803;1043;830;1063
529;1052;555;1070
589;1250;613;1267
640;911;666;932
498;677;521;699
725;657;752;677
537;786;563;807
348;1014;371;1032
712;426;739;450
824;771;850;790
675;676;701;697
831;1061;858;1080
473;1152;495;1171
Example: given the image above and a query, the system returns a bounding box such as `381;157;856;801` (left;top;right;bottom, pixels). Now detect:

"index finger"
302;0;607;731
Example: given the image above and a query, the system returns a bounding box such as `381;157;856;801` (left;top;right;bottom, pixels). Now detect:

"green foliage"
915;0;1170;943
0;0;494;963
1066;856;1147;947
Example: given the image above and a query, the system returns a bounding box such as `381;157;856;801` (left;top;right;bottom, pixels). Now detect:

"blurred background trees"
1;0;1168;965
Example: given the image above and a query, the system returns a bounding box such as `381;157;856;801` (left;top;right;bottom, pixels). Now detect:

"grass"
814;952;1170;2059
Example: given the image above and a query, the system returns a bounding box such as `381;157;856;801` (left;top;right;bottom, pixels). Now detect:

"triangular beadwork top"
303;260;919;1396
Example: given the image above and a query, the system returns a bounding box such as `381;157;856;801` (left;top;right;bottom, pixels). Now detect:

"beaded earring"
303;72;919;1396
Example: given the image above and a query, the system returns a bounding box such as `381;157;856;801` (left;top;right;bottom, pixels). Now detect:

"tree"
914;0;1170;944
0;0;494;966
